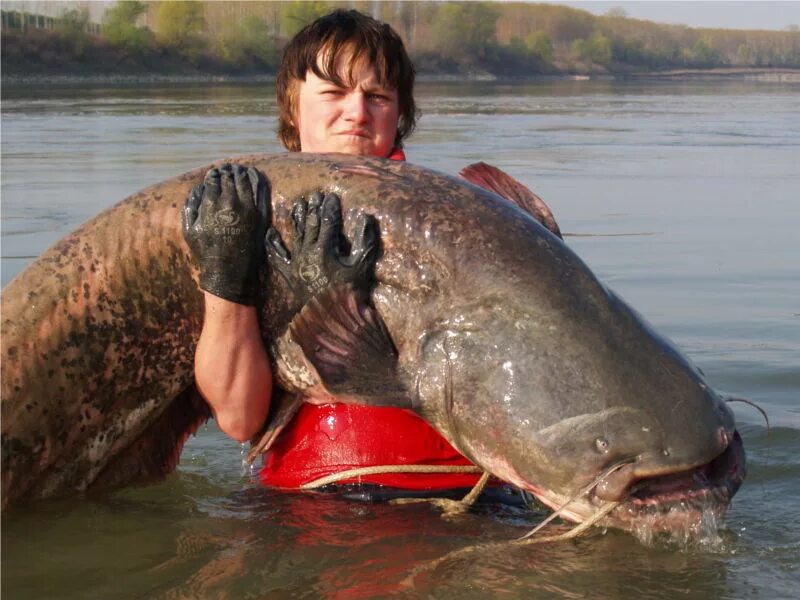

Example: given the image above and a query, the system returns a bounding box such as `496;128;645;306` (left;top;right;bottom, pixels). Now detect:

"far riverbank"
3;68;800;88
620;67;800;83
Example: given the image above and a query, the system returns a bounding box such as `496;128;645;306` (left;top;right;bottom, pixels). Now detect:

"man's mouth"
337;130;370;138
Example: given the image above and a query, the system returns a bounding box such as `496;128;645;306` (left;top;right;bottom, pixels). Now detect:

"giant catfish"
1;153;745;533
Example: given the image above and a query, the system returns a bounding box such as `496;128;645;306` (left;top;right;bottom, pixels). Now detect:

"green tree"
155;1;204;47
280;1;331;38
216;16;277;68
573;31;612;66
735;43;753;65
102;1;152;53
430;2;501;61
55;7;90;57
572;38;588;63
506;36;529;60
611;37;649;65
57;7;90;35
525;31;554;62
689;38;724;67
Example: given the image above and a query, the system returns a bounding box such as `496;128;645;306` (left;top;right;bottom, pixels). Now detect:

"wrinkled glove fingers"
265;228;292;282
218;163;237;210
318;193;343;253
291;199;307;246
345;213;380;273
248;167;270;224
183;184;203;236
202;168;222;203
198;168;222;224
304;191;324;247
232;164;253;209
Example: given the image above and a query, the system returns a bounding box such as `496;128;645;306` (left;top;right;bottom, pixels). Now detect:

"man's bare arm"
195;294;271;442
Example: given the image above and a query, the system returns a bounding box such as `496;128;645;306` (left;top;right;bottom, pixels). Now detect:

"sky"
548;1;800;31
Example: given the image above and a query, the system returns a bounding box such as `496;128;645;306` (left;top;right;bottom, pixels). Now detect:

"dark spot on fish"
25;404;32;412
7;346;16;357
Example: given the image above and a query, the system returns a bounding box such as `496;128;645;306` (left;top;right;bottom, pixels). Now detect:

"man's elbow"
215;413;261;443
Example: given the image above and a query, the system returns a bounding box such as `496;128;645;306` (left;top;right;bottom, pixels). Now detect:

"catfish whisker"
727;395;770;492
514;500;622;545
726;396;770;433
516;458;633;541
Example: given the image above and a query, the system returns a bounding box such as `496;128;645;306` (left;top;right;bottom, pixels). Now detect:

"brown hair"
277;9;418;152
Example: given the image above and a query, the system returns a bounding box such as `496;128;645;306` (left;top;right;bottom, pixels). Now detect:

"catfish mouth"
606;431;746;524
524;431;747;534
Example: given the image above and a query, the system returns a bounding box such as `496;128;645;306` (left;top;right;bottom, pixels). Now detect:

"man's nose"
343;93;369;123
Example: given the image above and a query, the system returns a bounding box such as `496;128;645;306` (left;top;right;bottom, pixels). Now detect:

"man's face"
294;52;400;157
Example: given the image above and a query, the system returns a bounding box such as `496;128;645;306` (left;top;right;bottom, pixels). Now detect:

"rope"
459;471;491;507
299;464;484;490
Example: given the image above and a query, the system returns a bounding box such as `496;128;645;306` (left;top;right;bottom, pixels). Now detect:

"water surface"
2;80;798;598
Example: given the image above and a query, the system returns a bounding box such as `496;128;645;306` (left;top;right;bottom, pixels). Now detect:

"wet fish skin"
1;153;741;525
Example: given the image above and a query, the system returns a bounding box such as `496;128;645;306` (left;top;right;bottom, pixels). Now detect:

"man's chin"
330;137;387;158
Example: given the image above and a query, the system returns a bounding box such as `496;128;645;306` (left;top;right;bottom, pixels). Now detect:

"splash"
240;442;257;478
630;501;726;551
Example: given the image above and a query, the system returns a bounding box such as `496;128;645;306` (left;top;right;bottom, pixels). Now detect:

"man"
187;10;484;495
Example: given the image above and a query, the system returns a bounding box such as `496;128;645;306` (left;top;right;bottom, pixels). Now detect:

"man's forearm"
195;293;272;442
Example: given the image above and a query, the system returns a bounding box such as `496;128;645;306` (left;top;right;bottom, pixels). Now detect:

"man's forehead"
312;44;392;88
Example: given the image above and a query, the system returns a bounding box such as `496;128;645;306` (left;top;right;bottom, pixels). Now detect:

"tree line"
3;1;799;77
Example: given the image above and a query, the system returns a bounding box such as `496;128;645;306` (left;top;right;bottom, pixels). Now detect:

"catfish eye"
595;437;610;453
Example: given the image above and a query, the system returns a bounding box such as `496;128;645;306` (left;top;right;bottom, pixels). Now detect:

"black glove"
265;191;379;308
183;163;269;305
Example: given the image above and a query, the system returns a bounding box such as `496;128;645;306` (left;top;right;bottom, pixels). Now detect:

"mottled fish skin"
1;153;741;523
1;172;205;505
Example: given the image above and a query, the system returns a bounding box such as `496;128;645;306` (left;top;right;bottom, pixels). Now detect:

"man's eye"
321;89;344;96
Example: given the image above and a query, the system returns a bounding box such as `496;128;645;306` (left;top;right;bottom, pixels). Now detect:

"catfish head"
264;166;746;536
410;243;747;535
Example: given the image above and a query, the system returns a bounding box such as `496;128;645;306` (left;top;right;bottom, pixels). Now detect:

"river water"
1;80;798;598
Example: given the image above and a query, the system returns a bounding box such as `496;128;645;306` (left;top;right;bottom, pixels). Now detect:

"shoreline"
620;67;800;83
2;67;799;87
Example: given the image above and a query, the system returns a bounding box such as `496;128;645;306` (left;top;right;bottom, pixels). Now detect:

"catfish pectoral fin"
289;285;409;407
248;391;303;461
